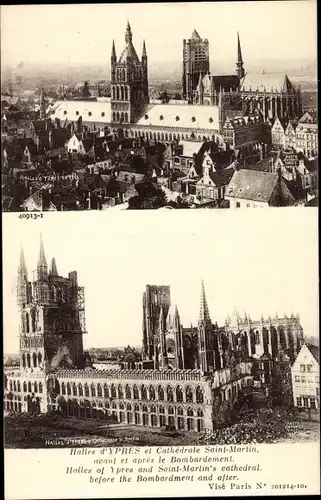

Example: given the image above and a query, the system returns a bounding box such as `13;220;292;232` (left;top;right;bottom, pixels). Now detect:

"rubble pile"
205;408;301;444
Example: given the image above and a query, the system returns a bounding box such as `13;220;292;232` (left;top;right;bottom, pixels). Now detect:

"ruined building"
4;243;304;432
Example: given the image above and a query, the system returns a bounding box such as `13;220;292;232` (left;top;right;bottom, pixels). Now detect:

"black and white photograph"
1;1;318;211
3;212;319;449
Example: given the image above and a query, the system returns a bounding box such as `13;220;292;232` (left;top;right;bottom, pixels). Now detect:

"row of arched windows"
112;112;129;123
130;129;216;143
112;86;129;101
59;382;205;403
8;379;43;394
22;352;42;369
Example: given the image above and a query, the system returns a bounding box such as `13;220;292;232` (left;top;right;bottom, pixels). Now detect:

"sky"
1;1;317;69
3;209;318;354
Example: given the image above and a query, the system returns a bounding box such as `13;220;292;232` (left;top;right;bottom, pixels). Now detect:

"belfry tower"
235;31;245;81
198;280;214;373
182;29;209;102
110;22;149;125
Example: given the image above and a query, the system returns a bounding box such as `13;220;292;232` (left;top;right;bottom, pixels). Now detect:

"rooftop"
226;169;279;202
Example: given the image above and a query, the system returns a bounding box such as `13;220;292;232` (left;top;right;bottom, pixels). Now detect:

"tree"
81;81;91;99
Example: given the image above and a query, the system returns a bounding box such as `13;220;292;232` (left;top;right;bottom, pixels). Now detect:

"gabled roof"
240;73;295;93
209;167;235;187
178;140;205;158
306;344;319;363
226;169;279;202
137;103;219;130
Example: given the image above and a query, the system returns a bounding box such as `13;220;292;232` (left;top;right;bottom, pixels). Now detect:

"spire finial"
199;280;211;322
111;39;116;61
38;233;47;268
125;21;132;43
19;246;27;270
142;39;147;58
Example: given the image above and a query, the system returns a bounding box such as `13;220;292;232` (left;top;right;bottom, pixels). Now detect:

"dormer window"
64;111;67;115
76;111;79;116
209;118;213;123
101;112;105;117
88;112;92;116
175;116;180;121
191;117;196;122
160;115;163;120
145;114;149;119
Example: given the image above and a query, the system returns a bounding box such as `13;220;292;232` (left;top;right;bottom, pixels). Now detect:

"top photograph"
1;1;318;211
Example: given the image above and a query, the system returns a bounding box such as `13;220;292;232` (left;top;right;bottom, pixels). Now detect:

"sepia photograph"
3;211;319;450
1;1;318;211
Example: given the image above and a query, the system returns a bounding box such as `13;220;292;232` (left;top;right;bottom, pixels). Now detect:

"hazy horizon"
3;210;318;355
1;2;317;69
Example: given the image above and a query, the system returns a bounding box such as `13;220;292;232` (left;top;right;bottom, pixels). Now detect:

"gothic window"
97;384;102;397
116;112;120;122
26;313;30;334
151;404;156;414
197;408;204;418
161;133;164;141
165;133;168;141
124;113;128;122
118;384;123;399
23;382;27;392
84;383;89;397
61;382;66;395
77;383;83;396
125;384;131;399
31;309;36;332
167;385;174;402
17;381;21;392
32;352;37;367
255;330;260;344
112;112;116;122
28;381;32;392
72;383;77;396
186;386;193;403
37;353;42;366
111;384;117;398
176;385;183;402
120;112;124;122
22;354;26;368
141;385;147;400
133;385;139;399
177;406;183;416
34;382;38;393
13;380;17;391
196;386;204;404
91;384;96;397
168;405;174;415
116;87;120;100
112;400;117;409
26;353;31;368
158;385;164;401
159;405;165;414
187;407;194;417
121;87;124;100
67;383;72;396
127;403;132;411
149;385;155;401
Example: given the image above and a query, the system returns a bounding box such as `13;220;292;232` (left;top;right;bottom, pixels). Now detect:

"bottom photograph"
3;214;319;449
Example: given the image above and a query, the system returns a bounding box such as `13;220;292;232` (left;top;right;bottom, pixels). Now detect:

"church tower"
182;30;209;102
110;22;149;125
236;32;245;81
198;280;214;373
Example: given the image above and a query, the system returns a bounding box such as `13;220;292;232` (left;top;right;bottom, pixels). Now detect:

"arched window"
112;112;116;122
168;405;174;415
111;384;117;398
37;353;42;366
97;384;102;397
120;112;124;123
104;384;109;398
84;383;89;397
17;381;21;392
72;383;77;396
197;408;204;418
141;385;147;400
67;383;71;396
91;384;96;397
78;384;83;396
191;117;196;122
196;386;204;404
120;402;125;410
118;384;123;399
167;386;174;402
159;405;165;414
127;403;132;411
176;385;183;402
116;112;120;122
142;403;148;413
116;87;120;100
133;385;139;399
61;382;66;395
23;382;27;392
26;353;31;368
22;354;26;368
124;112;128;123
121;87;124;100
13;380;17;391
175;116;180;121
149;385;155;401
112;401;117;409
187;407;194;417
134;403;140;412
28;381;32;392
34;382;38;393
125;384;131;399
177;406;184;416
186;386;193;403
39;382;43;393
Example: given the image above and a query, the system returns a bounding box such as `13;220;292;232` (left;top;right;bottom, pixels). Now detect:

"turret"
37;235;48;281
236;31;245;80
142;39;147;63
111;40;117;64
49;257;58;276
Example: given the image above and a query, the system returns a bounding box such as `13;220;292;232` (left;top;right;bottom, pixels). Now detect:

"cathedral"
4;239;303;432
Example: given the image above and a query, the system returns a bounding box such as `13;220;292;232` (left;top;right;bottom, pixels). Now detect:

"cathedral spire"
125;21;133;44
19;246;27;274
142;39;147;59
111;39;116;62
199;280;211;323
38;234;47;267
236;31;245;80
